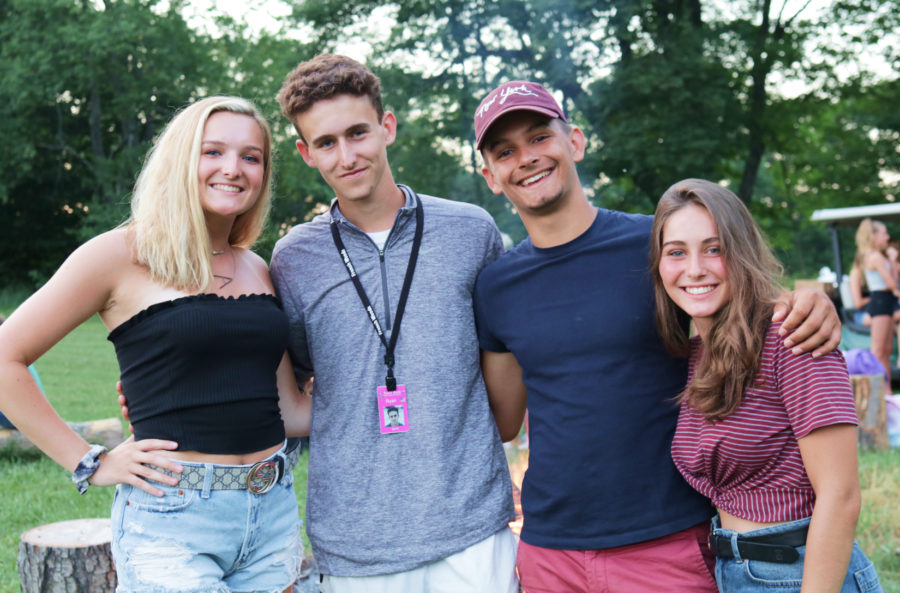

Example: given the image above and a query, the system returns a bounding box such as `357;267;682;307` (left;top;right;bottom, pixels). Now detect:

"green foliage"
1;0;898;279
277;0;898;273
0;285;33;317
584;46;742;212
0;0;227;283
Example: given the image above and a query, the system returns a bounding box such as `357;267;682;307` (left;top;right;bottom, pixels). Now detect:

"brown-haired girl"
650;178;881;593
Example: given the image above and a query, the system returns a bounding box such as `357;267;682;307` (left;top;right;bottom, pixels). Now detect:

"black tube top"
108;294;288;454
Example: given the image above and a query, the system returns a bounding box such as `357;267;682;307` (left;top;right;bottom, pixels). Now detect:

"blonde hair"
649;178;784;421
126;96;273;292
854;218;885;271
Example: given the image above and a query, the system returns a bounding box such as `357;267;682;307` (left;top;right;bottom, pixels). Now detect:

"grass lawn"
858;447;900;591
2;288;899;592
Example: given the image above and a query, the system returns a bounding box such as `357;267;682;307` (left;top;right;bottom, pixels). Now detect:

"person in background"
651;178;881;593
847;266;871;326
0;96;309;592
854;218;898;393
886;240;900;362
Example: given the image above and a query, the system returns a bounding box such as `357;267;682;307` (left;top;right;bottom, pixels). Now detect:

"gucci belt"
158;441;302;495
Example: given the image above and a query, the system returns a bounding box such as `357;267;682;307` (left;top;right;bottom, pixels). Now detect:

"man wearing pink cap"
471;80;842;592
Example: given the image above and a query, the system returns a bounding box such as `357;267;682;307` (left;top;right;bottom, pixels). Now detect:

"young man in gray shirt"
271;54;516;593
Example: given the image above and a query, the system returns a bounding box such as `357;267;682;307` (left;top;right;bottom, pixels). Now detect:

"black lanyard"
330;191;424;391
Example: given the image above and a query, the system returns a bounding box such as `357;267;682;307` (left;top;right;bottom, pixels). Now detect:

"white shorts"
319;527;518;593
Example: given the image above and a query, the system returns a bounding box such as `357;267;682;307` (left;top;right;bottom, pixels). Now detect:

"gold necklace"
212;248;235;289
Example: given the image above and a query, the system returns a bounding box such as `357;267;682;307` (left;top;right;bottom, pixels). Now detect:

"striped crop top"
670;322;858;523
108;294;288;454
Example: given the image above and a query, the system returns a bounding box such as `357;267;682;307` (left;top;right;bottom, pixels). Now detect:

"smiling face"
480;110;585;217
197;111;266;221
293;93;396;207
658;202;731;337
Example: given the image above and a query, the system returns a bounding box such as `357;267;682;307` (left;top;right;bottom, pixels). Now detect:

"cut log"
850;374;889;452
18;518;115;593
0;418;124;453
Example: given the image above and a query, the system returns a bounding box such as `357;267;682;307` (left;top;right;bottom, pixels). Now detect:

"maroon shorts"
516;521;717;593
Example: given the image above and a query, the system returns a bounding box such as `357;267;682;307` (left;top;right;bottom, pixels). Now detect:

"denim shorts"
110;447;302;593
712;517;882;592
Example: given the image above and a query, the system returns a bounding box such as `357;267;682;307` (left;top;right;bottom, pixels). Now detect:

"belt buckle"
247;459;281;494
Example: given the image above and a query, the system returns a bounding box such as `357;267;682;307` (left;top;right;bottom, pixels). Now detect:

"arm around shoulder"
772;288;841;357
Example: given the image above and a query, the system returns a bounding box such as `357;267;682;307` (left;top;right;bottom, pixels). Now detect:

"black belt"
709;524;808;564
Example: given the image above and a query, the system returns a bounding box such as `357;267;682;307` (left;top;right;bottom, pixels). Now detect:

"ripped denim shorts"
110;447;301;593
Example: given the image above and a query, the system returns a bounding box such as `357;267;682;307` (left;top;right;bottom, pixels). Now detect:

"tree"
0;0;230;282
282;0;897;274
280;0;605;241
2;0;895;282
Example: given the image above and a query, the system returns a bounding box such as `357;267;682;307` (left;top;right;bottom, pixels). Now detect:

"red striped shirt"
670;322;859;522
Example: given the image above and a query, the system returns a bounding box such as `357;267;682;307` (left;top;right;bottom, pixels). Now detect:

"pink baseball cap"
474;80;566;150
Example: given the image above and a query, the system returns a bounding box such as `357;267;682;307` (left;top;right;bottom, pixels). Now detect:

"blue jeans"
111;449;301;592
712;517;882;592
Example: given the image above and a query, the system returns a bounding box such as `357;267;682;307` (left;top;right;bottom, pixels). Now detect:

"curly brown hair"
276;54;384;142
649;178;784;422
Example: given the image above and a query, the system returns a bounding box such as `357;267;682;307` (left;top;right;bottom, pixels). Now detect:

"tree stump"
850;374;889;452
18;518;116;593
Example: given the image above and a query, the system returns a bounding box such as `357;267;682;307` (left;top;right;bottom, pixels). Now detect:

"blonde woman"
855;218;899;393
650;179;882;593
0;97;309;592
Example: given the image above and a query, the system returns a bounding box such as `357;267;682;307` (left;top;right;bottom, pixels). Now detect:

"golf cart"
810;202;900;380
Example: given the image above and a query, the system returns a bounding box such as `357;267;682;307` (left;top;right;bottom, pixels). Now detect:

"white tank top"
865;268;888;291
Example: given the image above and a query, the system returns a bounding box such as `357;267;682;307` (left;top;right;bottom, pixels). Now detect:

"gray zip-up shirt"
269;186;514;576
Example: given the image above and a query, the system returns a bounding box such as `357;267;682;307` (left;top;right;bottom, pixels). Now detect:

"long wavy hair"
854;218;885;272
126;97;273;292
649;178;784;421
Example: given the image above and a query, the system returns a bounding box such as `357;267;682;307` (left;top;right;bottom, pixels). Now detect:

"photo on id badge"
378;385;409;434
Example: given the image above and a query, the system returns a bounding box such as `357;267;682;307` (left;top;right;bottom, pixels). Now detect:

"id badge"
377;385;409;434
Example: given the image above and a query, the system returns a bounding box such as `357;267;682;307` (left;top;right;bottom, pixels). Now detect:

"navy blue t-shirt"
474;208;713;550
